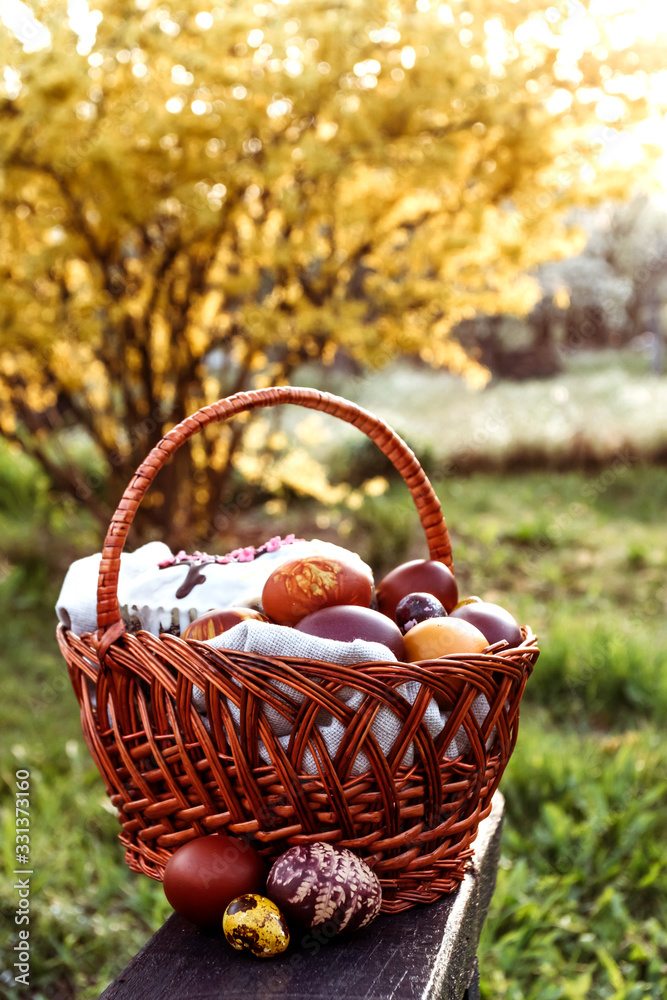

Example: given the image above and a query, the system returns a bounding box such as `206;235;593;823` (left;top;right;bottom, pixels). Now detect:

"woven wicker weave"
56;386;538;913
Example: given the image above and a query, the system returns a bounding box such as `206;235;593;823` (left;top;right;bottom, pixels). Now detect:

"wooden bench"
100;793;504;1000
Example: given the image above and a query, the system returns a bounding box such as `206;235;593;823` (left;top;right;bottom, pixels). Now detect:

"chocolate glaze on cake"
175;565;207;599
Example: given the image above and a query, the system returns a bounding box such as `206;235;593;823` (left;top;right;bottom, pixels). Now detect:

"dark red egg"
376;560;458;619
449;601;522;649
262;555;373;627
296;605;406;659
162;834;266;927
181;607;269;641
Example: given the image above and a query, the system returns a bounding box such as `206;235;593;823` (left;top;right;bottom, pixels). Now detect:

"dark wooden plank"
100;793;504;1000
464;959;480;1000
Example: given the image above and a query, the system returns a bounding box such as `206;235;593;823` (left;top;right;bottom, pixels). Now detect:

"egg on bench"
223;894;290;958
162;834;266;927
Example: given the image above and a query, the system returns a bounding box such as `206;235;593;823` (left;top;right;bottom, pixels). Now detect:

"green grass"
1;444;666;997
479;719;667;999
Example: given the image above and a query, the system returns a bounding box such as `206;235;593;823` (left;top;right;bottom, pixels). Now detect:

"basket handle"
96;386;453;645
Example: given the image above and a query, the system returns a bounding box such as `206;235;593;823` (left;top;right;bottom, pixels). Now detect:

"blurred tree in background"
0;0;662;542
457;196;667;377
540;196;667;359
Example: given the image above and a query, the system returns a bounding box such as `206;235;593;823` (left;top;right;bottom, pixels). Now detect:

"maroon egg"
295;604;405;659
162;834;266;927
266;842;382;935
395;592;446;633
449;601;523;649
376;559;458;619
262;555;373;627
182;607;269;641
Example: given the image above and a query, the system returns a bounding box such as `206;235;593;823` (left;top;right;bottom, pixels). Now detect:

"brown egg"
404;616;489;661
261;555;373;627
162;834;266;927
296;605;405;659
376;560;458;619
181;607;269;641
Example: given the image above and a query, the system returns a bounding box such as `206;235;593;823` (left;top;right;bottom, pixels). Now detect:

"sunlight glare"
67;0;103;56
592;0;667;43
0;0;50;51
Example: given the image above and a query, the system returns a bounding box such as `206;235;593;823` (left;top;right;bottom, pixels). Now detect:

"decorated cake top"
56;536;373;638
157;534;304;568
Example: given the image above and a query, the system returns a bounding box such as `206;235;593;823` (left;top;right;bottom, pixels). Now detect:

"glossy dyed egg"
261;555;373;627
395;592;446;633
181;607;269;641
376;560;458;619
449;601;523;649
223;894;290;958
296;604;405;659
162;835;266;927
403;616;489;661
266;842;382;935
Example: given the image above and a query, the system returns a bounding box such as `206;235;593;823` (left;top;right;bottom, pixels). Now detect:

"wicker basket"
57;386;538;913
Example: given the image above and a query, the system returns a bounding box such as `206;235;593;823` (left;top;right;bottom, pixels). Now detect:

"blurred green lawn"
1;437;666;998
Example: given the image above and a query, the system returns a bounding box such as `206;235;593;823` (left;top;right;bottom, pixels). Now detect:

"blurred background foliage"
1;0;667;997
1;0;667;542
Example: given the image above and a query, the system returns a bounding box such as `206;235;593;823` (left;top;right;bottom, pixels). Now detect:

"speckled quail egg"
222;894;290;958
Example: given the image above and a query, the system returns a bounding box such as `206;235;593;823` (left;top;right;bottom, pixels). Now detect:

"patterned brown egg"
181;607;269;641
266;842;382;936
261;556;373;627
223;894;290;958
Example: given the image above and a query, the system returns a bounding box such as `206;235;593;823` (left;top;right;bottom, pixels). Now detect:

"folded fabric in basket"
192;620;469;776
55;542;173;637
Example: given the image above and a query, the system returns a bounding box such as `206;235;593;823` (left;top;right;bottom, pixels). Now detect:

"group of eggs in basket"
181;551;525;677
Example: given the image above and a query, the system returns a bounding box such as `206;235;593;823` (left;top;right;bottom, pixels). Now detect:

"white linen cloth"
193;620;479;775
55;541;173;636
55;538;373;637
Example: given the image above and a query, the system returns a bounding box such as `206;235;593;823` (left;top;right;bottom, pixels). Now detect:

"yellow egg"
404;616;489;661
223;894;290;958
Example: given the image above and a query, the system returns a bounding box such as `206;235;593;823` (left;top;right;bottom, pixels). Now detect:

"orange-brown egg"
261;556;373;627
404;616;489;661
181;607;269;641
